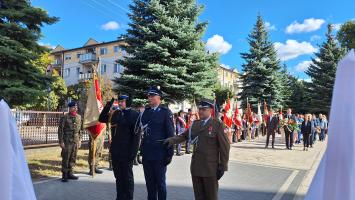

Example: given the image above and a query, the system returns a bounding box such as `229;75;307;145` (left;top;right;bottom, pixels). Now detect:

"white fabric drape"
305;50;355;200
0;100;37;200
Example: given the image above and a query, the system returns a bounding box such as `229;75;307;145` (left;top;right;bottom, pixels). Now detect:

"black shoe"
67;173;79;180
176;153;184;156
61;173;68;182
185;151;191;154
89;168;103;175
272;146;275;149
265;146;268;149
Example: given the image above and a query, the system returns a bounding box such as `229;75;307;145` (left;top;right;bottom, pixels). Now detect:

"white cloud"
38;42;55;49
295;60;313;72
206;35;232;55
220;64;231;69
274;40;317;61
298;78;312;83
101;21;120;30
286;18;325;34
265;22;276;31
310;35;321;41
333;23;342;31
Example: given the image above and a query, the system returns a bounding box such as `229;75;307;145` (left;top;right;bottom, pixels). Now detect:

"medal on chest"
208;125;213;135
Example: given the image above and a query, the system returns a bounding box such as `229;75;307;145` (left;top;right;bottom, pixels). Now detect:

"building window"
76;67;80;77
114;46;120;53
122;50;127;56
100;64;106;74
77;53;81;58
64;68;70;77
100;47;108;55
114;63;121;73
65;54;71;60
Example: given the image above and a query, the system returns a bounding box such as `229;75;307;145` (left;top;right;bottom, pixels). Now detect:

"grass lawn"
25;145;110;181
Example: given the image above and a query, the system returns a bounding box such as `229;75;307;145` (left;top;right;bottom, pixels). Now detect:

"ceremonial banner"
83;72;106;139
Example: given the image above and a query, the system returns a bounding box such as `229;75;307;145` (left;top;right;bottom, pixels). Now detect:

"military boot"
61;172;68;182
67;172;79;180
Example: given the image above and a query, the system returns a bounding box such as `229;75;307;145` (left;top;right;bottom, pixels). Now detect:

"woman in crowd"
301;114;312;151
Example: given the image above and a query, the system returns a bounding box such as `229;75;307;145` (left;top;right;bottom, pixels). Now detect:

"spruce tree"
305;24;345;114
240;15;283;110
113;0;218;104
0;0;58;108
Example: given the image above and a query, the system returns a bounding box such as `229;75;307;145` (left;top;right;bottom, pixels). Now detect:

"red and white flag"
83;72;106;139
223;99;233;128
233;99;242;128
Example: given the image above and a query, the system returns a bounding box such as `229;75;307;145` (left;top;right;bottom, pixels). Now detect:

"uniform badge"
208;126;212;135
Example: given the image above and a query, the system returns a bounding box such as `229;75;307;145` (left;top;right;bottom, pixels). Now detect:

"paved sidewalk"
33;134;326;200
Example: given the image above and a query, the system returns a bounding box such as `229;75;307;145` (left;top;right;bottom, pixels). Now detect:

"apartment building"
217;65;241;96
50;38;127;86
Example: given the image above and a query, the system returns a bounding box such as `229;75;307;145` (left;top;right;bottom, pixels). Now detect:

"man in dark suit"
265;109;278;149
284;108;297;150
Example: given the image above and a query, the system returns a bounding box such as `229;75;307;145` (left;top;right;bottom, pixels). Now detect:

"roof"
50;38;126;54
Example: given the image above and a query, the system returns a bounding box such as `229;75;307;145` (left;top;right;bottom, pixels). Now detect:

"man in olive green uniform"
88;129;105;175
165;100;230;200
58;101;83;182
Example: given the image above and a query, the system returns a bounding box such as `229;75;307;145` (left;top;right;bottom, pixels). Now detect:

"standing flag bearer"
83;71;106;176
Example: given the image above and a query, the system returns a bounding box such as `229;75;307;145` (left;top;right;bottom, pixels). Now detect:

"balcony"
78;72;93;80
52;59;62;65
79;53;97;64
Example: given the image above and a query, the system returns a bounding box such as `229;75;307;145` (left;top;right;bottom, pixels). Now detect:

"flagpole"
91;134;96;178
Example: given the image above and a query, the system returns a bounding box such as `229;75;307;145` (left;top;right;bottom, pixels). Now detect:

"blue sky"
33;0;355;80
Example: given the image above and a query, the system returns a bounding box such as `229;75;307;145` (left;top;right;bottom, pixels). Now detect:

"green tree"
337;20;355;51
0;0;58;108
305;24;345;114
287;77;308;114
113;0;218;105
30;52;67;110
214;84;233;109
240;15;283;110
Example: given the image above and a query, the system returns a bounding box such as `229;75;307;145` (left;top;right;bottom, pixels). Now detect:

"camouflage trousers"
61;142;79;174
88;133;105;168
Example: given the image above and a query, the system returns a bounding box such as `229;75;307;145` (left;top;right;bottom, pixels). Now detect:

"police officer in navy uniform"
99;95;140;200
140;86;174;200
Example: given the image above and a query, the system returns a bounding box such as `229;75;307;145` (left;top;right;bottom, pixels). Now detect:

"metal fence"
11;110;90;147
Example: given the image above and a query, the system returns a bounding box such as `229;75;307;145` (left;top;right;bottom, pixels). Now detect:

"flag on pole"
305;50;355;200
263;100;269;122
211;97;219;118
223;99;233;128
233;98;242;128
257;102;262;125
83;71;106;139
246;100;253;124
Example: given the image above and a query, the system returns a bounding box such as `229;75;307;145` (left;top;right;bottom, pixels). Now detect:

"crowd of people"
222;108;329;150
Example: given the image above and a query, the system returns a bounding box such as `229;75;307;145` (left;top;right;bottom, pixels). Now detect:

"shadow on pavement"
34;180;303;200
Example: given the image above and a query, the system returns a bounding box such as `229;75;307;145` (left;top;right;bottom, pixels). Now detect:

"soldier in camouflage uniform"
58;101;83;182
88;130;105;175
